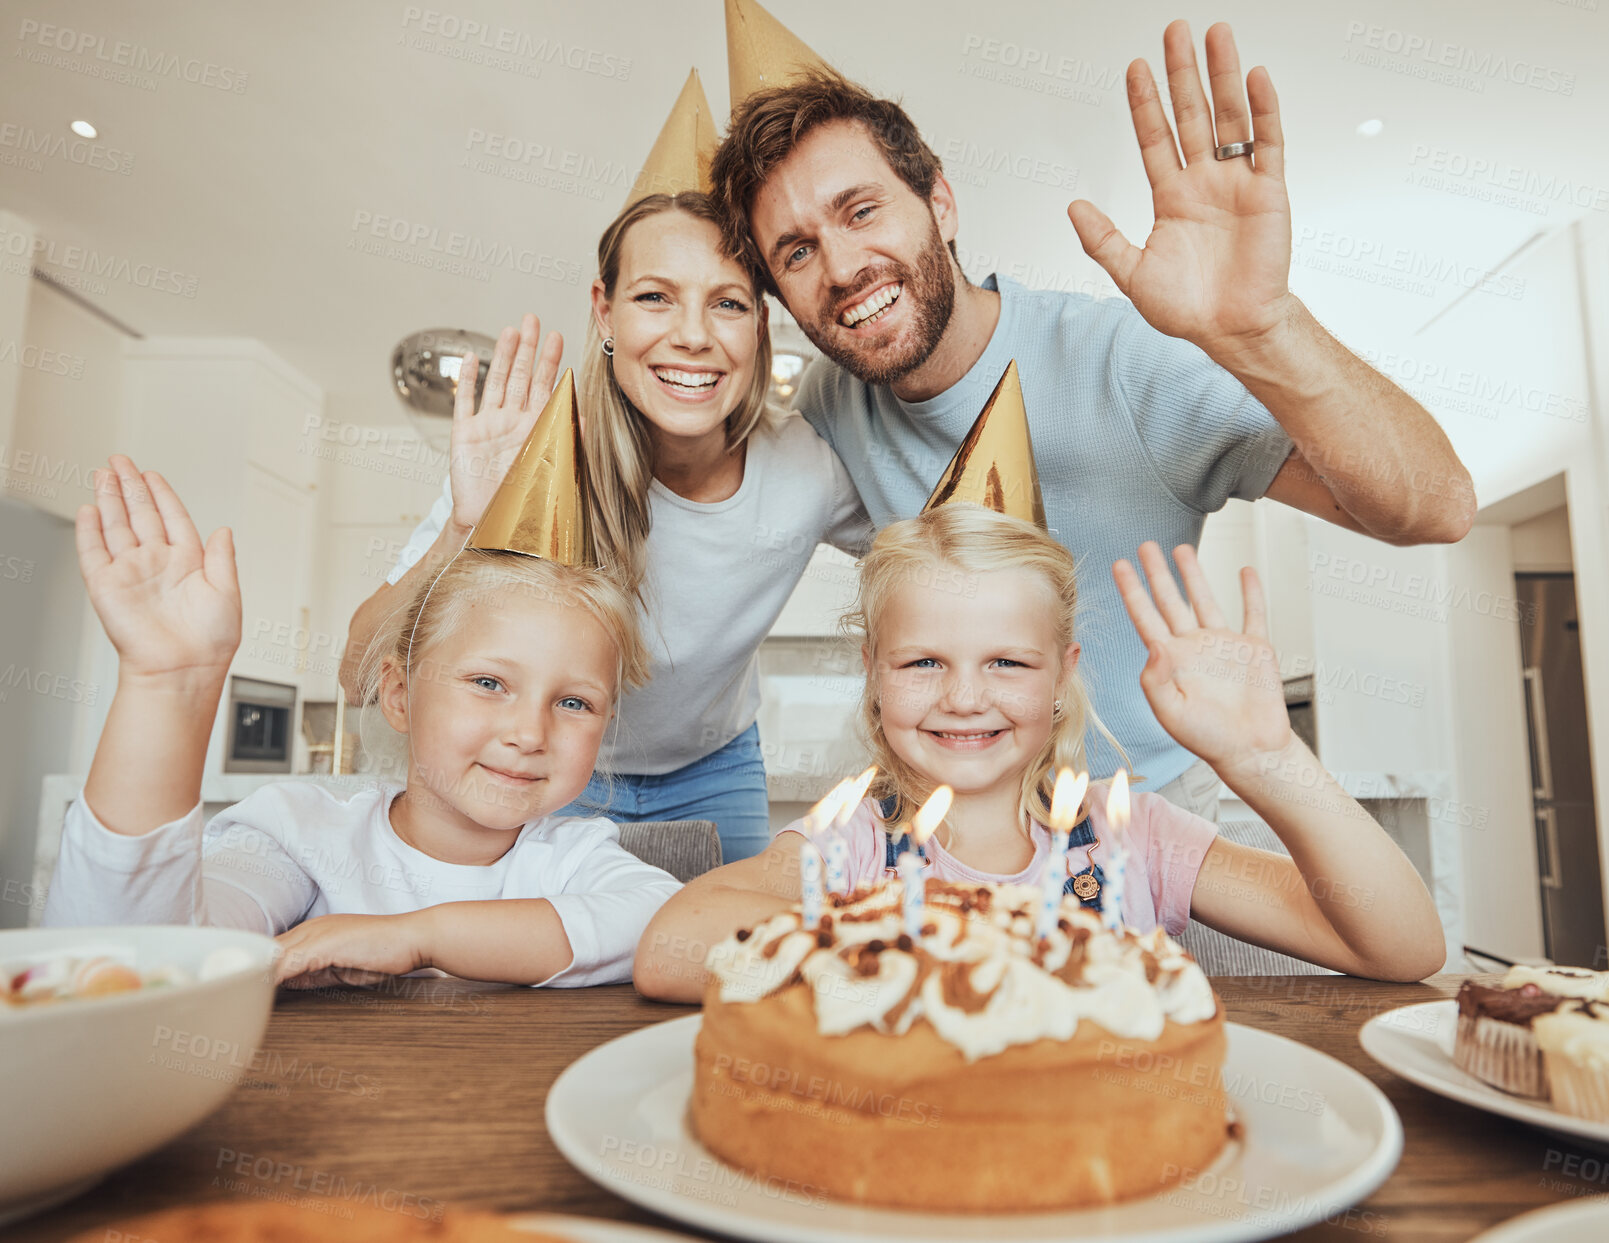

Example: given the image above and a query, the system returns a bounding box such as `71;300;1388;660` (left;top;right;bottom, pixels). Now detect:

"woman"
343;191;868;862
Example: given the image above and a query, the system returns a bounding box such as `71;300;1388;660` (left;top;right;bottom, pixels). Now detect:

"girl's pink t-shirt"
778;782;1218;936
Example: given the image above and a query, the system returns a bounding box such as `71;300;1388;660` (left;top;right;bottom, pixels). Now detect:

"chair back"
616;819;723;882
1177;818;1333;976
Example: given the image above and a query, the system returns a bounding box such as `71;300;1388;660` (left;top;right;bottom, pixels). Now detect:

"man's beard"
800;219;956;388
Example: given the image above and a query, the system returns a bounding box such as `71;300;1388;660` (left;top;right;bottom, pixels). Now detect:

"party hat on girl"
921;359;1047;529
467;368;596;565
626;68;719;205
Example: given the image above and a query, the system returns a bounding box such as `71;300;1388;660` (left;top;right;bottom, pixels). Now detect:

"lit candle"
899;786;951;940
800;840;823;929
801;778;854;838
1037;768;1088;938
825;835;849;896
826;766;877;894
1049;768;1089;856
1102;770;1130;932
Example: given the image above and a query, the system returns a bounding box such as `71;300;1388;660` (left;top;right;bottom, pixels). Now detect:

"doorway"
1509;494;1608;967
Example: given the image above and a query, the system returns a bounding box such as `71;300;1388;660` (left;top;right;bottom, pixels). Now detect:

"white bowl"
0;925;280;1225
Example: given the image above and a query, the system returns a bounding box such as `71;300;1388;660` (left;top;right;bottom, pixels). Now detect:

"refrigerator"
1517;573;1607;968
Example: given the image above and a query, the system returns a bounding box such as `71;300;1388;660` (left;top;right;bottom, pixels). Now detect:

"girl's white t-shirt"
387;410;871;775
42;780;682;986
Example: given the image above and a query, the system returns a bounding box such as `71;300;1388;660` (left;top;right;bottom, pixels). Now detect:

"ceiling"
3;0;1606;430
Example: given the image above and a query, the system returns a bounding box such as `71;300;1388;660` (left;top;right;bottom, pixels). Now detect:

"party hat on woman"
625;68;719;205
921;360;1047;528
467;368;595;565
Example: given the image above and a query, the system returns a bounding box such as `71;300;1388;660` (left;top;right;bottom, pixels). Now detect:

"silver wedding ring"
1214;141;1255;161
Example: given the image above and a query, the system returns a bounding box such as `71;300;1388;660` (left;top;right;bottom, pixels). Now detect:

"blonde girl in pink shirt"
635;503;1443;1000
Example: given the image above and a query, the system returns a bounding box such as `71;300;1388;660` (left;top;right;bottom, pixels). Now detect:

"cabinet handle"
1523;667;1562;890
1536;806;1563;890
1523;667;1553;802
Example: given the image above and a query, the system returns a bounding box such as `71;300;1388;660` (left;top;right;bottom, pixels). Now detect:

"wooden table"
11;974;1606;1242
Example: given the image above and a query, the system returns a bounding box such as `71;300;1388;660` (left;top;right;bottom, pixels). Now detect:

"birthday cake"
691;878;1229;1211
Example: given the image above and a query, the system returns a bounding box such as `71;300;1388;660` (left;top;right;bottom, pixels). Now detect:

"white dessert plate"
508;1210;703;1240
546;1015;1402;1243
1358;1000;1609;1146
1468;1194;1609;1242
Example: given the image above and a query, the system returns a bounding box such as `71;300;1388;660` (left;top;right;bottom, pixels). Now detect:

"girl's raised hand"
448;312;564;532
75;456;240;680
1112;541;1292;776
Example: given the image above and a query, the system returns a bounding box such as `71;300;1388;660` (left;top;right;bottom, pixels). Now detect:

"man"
708;20;1475;818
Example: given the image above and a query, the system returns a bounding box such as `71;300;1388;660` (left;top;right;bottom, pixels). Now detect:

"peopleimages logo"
15;18;250;92
1294;226;1525;301
348;210;584;285
1341;21;1576;95
398;7;631;81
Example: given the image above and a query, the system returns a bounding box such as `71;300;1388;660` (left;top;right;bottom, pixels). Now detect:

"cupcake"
1453;967;1609;1099
1535;1002;1609;1121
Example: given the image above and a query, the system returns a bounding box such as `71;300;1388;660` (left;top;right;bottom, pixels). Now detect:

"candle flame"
908;785;953;847
803;778;855;838
833;766;878;828
1107;770;1130;836
1050;769;1089;832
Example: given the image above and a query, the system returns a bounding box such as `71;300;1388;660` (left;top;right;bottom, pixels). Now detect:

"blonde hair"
579;192;773;596
842;504;1126;831
355;550;650;773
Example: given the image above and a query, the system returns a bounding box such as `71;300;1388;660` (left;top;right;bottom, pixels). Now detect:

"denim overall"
878;796;1107;911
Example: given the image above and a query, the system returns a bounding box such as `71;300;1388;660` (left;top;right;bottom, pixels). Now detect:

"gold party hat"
467;369;595;565
921;360;1047;528
725;0;832;112
625;68;718;205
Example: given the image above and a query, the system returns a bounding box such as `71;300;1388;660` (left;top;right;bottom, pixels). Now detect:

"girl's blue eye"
993;658;1024;669
472;675;504;692
558;696;593;712
904;658;938;669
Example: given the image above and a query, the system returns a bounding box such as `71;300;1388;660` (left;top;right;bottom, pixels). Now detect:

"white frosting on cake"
1502;966;1609;1002
1534;1002;1609;1068
705;880;1218;1062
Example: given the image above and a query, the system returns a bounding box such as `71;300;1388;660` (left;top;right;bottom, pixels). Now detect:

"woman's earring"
1052;699;1064;719
601;337;614;356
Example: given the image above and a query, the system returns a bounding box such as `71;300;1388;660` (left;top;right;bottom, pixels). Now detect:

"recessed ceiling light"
70;120;97;139
1356;119;1384;138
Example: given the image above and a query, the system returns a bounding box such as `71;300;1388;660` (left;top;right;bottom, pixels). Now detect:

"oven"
224;676;297;773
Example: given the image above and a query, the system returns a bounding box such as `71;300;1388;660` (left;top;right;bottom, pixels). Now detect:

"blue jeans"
556;722;772;863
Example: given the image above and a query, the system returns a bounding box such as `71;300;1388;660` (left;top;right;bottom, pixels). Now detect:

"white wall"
0;265;134;925
0;211;35;457
1408;212;1609;961
8;281;127;523
1511;506;1573;572
303;406;446;704
1445;524;1544;958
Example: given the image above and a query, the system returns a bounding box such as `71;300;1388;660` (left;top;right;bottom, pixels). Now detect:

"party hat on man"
625;68;719;205
725;0;832;112
921;360;1047;528
467;368;595;565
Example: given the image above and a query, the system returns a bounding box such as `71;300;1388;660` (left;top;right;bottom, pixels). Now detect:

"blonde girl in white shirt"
45;454;680;987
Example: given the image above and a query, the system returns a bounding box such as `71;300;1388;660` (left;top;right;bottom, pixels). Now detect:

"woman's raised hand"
448;312;564;533
75;456;241;681
1112;541;1292;776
